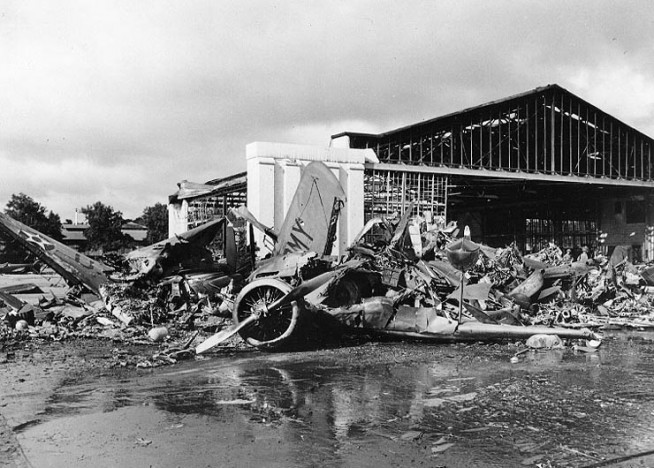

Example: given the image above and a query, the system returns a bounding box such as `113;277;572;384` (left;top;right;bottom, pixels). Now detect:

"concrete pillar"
246;152;276;254
339;163;365;254
168;199;189;236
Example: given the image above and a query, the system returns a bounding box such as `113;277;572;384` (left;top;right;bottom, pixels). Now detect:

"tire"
232;278;299;350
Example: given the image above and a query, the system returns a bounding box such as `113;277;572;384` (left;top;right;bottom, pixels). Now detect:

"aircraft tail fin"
273;162;346;256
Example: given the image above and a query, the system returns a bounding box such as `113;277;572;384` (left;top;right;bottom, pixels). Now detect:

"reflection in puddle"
32;332;654;466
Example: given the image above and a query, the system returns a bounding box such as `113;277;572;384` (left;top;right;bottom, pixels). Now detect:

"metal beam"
367;163;654;188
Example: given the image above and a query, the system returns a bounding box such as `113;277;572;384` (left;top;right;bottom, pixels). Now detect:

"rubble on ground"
1;161;654;365
0;207;654;367
4;210;654;367
0;271;239;367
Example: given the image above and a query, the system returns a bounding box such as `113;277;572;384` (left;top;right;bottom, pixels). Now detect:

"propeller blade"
195;314;258;354
266;270;338;313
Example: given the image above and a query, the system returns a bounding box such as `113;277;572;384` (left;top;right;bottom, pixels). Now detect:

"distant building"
61;222;89;251
61;221;149;251
121;221;148;243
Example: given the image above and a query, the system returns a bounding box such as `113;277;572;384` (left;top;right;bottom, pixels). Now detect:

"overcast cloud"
1;0;653;220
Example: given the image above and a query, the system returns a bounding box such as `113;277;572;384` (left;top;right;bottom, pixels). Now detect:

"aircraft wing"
0;213;111;294
273;162;346;256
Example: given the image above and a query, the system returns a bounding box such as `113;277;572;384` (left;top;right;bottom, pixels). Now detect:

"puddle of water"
16;331;654;467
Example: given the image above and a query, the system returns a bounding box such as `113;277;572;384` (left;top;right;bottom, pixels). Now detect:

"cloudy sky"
1;1;653;220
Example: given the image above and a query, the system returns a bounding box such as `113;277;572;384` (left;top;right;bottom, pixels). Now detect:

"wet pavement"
4;331;654;467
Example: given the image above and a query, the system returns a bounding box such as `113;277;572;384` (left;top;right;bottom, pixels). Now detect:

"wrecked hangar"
169;84;654;262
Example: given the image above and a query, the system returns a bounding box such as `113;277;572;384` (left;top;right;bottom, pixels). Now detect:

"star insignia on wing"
19;230;55;251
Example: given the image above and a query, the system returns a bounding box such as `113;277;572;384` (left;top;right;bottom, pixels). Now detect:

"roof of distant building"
62;223;89;230
121;222;147;241
62;230;87;242
61;222;149;243
61;223;89;243
122;221;147;230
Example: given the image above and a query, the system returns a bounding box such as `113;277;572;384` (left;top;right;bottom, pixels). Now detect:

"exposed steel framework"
336;84;654;184
183;173;247;229
363;169;448;226
187;190;246;229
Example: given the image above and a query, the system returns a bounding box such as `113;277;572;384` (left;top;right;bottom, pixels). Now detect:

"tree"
81;201;131;252
141;203;169;244
5;193;62;240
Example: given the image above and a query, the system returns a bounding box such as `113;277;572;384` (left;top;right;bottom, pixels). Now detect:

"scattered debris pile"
0;278;238;367
3;161;654;365
517;243;654;331
194;193;604;353
0;210;248;366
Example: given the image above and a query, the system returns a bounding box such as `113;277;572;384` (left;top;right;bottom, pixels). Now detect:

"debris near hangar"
167;84;654;348
12;160;654;366
7;79;654;363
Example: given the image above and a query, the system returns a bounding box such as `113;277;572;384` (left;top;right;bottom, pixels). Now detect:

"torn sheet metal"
447;282;491;302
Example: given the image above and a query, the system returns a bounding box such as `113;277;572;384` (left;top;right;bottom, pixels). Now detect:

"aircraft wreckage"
0;161;600;355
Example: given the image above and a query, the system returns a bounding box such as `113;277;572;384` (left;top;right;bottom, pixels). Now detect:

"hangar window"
526;217;597;253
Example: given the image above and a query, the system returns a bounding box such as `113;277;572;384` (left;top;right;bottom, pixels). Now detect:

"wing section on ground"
273;162;346;256
0;213;111;294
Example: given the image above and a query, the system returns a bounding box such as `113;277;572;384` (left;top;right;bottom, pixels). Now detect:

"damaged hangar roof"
332;83;654;144
169;171;247;203
332;83;654;186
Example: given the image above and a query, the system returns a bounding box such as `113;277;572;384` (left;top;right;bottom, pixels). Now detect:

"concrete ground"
2;332;654;467
3;272;654;467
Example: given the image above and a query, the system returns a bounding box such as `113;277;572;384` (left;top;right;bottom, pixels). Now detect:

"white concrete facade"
168;199;189;236
246;141;378;256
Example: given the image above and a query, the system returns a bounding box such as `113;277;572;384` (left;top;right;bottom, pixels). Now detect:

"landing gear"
232;279;299;350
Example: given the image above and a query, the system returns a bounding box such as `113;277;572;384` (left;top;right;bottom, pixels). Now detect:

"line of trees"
5;193;63;240
2;193;169;253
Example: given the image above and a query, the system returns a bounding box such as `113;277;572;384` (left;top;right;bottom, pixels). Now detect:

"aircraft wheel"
233;278;299;350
